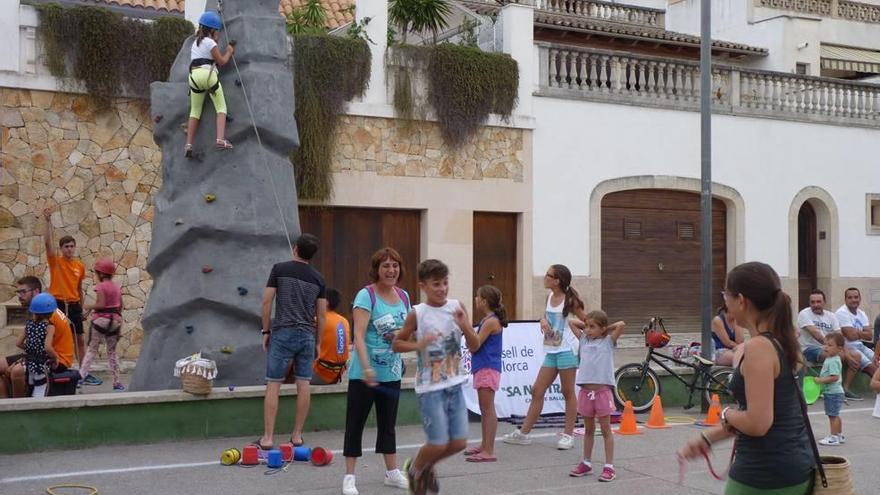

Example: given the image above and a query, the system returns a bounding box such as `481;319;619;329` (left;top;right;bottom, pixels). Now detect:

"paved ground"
2;402;877;495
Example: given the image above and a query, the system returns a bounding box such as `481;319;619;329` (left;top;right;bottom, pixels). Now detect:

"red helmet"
94;258;116;276
646;329;671;348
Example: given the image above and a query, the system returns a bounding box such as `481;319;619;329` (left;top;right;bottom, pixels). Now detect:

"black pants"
60;301;84;336
343;379;401;458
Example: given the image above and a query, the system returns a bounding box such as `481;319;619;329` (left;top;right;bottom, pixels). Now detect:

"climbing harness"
188;59;221;95
216;0;295;254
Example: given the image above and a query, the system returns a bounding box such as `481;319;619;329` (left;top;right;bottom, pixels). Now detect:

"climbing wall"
130;0;300;390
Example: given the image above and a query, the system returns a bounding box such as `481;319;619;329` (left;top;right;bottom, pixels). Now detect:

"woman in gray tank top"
678;262;813;494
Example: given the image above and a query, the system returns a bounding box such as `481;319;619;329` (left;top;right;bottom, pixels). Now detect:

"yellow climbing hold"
220;346;234;354
204;194;216;203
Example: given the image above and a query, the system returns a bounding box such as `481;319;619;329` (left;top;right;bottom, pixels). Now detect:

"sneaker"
112;383;125;392
342;474;358;495
818;435;841;446
844;390;863;401
502;428;532;445
384;469;409;490
82;374;102;386
598;466;616;482
838;434;846;444
569;462;593;477
557;433;575;450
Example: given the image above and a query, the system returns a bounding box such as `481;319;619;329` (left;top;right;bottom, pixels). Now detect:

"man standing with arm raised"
257;234;327;449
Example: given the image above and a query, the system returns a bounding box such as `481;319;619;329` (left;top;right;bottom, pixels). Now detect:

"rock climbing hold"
225;114;234;122
201;265;214;273
204;193;216;203
237;287;248;296
229;39;238;47
154;114;163;123
235;79;242;87
185;325;195;334
228;384;235;391
220;345;234;354
175;218;184;225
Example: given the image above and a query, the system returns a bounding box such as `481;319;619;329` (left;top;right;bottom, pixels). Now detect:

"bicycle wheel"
704;367;735;406
614;363;661;413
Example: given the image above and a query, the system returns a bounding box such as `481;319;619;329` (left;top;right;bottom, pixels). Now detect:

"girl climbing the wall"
185;11;235;158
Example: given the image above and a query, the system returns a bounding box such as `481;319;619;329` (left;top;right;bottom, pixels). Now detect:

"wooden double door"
601;190;727;334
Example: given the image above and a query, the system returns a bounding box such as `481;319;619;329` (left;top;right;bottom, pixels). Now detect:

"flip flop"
290;437;305;447
216;139;233;150
465;453;496;463
252;439;273;450
463;446;483;456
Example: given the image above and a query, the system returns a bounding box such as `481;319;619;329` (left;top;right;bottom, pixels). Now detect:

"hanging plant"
36;4;192;104
291;34;371;201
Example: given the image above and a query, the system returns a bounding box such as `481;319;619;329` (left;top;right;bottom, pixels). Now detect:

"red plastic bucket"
311;447;333;466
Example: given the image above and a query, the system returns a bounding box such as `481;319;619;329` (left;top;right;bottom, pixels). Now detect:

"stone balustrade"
538;0;665;28
757;0;880;24
537;42;880;127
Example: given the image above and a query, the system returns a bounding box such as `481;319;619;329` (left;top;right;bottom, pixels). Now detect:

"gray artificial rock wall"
130;0;300;390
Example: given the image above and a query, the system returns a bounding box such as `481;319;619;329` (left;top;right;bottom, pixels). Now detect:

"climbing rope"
216;0;295;255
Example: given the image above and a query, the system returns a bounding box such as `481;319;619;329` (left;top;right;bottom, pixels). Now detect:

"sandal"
463;446;483;456
252;439;273;450
465;452;497;463
216;139;233;150
290;436;305;447
184;144;193;158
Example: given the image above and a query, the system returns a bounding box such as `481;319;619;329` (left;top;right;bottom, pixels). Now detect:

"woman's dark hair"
716;301;728;316
369;247;405;283
725;262;801;368
294;233;320;260
417;259;448;282
326;288;341;312
549;264;584;317
477;285;509;328
196;26;216;47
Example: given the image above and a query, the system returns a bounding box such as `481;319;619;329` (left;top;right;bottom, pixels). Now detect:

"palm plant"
286;0;328;35
389;0;452;44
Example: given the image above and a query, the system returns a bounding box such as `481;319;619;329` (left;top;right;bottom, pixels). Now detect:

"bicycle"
613;317;735;413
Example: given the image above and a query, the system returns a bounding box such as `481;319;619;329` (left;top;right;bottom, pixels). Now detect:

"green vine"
36;4;192;104
391;44;518;147
291;34;371;201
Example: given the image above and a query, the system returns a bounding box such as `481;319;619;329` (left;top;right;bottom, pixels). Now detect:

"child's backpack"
313;313;351;385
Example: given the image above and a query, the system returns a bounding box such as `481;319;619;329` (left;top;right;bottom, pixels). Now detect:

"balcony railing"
757;0;880;24
537;42;880;127
537;0;665;28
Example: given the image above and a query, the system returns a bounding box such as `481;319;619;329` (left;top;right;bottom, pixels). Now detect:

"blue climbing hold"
237;287;248;296
185;325;195;334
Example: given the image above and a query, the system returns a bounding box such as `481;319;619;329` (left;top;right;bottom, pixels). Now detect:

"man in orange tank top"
42;208;93;383
0;276;75;397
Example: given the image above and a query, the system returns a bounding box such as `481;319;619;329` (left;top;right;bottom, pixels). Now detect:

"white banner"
460;321;565;418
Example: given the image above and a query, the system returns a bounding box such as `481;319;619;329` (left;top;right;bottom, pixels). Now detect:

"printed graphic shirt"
820;355;844;395
796;308;840;348
413;299;467;394
348;287;410;383
543;294;578;355
835;305;870;346
266;261;326;332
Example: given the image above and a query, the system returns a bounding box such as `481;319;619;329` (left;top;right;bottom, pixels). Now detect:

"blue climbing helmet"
30;293;57;315
199;11;223;31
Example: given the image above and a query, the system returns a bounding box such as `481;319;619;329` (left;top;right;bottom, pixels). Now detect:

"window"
796;63;809;75
868;194;880;235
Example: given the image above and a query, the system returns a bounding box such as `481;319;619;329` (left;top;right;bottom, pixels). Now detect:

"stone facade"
332;115;525;182
0;88;160;359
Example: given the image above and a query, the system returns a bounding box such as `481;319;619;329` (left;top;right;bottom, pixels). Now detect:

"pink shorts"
577;386;616;418
473;368;501;391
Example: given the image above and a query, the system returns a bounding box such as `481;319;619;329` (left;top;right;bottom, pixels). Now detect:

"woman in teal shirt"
342;248;412;495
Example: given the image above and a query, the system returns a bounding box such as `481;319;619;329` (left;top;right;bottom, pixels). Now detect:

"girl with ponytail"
461;285;508;462
679;262;813;494
503;264;587;451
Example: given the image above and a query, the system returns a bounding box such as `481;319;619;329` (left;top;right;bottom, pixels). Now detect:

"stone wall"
0;88;160;359
332;115;525;182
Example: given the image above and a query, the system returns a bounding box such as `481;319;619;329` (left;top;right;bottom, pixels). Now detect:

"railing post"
538;45;550;90
730;70;741;109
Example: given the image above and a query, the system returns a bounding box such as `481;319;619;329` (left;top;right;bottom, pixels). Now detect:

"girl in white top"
185;11;236;158
504;264;588;450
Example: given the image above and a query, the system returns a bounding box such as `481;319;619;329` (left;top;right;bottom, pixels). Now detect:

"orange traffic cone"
616;400;643;435
645;396;670;429
697;393;722;427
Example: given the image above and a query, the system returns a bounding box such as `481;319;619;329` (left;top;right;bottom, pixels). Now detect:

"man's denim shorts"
266;328;315;382
824;392;844;417
417;383;468;445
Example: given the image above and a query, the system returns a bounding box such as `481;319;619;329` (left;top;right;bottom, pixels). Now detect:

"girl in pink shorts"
461;285;508;462
571;310;626;482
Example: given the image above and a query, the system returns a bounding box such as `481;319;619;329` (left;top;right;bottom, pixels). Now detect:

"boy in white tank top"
393;259;472;494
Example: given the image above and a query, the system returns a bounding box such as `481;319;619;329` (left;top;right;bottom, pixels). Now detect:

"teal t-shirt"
820;355;844;395
347;287;410;383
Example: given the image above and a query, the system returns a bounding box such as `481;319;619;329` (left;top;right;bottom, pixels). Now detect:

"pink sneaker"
569;462;593;477
598;466;616;482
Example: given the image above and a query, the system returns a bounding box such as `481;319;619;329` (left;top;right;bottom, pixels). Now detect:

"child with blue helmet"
185;11;236;158
17;293;59;397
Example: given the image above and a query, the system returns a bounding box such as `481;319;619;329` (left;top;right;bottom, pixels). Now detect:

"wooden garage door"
299;207;421;321
473;212;518;323
601;190;726;334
